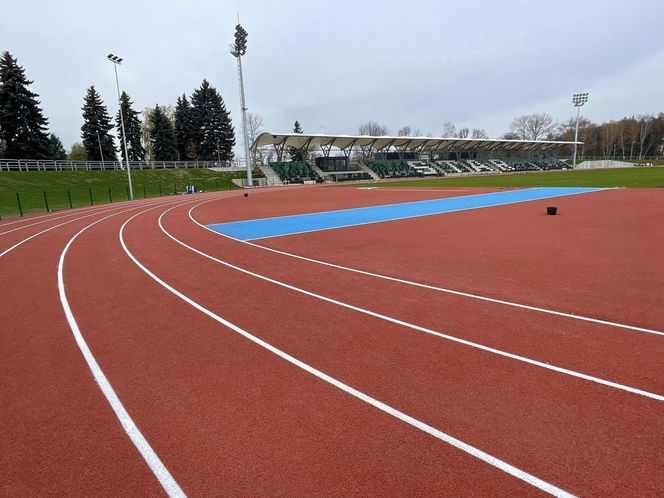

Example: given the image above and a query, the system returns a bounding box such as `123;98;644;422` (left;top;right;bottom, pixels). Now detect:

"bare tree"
509;113;556;140
398;125;411;137
246;112;264;164
471;128;489;139
637;114;654;159
442;121;457;137
413;128;423;137
358;121;388;136
456;127;470;138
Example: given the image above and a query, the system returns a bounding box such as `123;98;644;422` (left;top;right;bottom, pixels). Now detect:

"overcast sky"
3;0;663;150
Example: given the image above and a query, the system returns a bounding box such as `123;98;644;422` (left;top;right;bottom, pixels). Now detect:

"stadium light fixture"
107;53;133;200
230;23;253;186
571;92;589;168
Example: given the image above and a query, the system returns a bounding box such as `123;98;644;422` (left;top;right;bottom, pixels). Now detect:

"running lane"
61;196;536;496
0;199;188;495
115;201;663;496
197;187;664;331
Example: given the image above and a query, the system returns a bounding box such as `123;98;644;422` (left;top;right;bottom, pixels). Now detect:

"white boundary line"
235;188;608;241
57;199;195;497
190;200;664;338
0;194;150;231
120;206;576;498
0;209;102;236
0;203;131;258
162;204;664;402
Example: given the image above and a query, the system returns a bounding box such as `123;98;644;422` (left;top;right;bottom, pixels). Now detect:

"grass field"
356;167;664;189
0;169;258;218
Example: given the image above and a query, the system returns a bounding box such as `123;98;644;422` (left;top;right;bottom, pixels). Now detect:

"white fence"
0;159;245;172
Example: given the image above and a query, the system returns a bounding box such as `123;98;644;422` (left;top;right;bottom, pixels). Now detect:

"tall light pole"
107;53;133;200
572;92;589;168
230;24;252;187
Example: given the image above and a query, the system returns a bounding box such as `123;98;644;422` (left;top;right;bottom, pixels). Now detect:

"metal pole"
572;105;581;168
113;62;133;200
236;54;252;186
96;132;105;162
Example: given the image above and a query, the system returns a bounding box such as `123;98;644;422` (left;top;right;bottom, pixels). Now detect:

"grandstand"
252;133;579;182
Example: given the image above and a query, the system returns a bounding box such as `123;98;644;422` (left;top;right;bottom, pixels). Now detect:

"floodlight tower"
107;53;133;200
572;92;589;168
230;24;252;186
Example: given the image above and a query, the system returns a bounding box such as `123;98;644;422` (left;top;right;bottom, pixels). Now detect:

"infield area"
2;184;663;496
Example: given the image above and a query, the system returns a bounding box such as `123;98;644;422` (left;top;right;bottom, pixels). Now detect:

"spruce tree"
290;120;304;161
174;94;195;160
47;133;66;159
190;79;235;161
149;105;177;161
80;86;116;161
115;91;145;161
0;51;50;159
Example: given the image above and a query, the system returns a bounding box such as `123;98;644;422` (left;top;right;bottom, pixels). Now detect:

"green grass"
0;168;259;218
354;167;664;189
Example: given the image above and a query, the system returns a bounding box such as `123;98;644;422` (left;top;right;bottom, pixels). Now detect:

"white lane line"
57;199;195;497
0;210;94;236
0;203;127;258
121;207;575;498
171;204;664;401
0;195;199;259
0;196;146;232
190;200;664;338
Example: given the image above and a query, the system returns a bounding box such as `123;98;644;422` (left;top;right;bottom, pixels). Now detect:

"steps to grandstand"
358;162;381;180
258;164;283;186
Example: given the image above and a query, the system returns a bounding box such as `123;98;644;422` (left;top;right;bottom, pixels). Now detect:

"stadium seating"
365;160;416;178
270;161;322;183
407;161;438;176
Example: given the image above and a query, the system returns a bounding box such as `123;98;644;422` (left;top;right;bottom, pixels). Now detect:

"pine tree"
0;51;50;159
149;105;177;161
115;91;145;161
190;79;235;161
290;120;304;161
47;133;66;159
174;94;195;160
80;86;116;161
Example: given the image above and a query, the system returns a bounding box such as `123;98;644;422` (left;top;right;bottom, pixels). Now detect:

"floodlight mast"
107;53;133;200
571;92;589;168
230;24;253;186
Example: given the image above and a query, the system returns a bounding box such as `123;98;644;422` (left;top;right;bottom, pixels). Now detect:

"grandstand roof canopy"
252;132;581;153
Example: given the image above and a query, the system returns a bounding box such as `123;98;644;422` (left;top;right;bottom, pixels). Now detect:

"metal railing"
0;159;246;172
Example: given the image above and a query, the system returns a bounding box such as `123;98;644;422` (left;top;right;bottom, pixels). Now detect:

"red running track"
2;185;663;496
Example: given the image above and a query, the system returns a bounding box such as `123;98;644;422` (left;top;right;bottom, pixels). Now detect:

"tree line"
2;50;662;162
358;112;663;159
0;51;235;162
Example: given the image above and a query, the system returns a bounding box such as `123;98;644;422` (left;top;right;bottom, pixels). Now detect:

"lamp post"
572;92;589;168
107;53;133;200
230;24;252;187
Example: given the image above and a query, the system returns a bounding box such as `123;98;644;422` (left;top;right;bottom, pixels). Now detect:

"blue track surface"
207;187;604;241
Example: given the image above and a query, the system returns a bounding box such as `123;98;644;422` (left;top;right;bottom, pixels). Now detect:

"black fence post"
67;189;73;209
126;185;130;200
158;183;163;197
108;186;113;203
43;191;50;212
16;193;23;217
173;183;177;194
88;187;94;206
143;185;147;198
